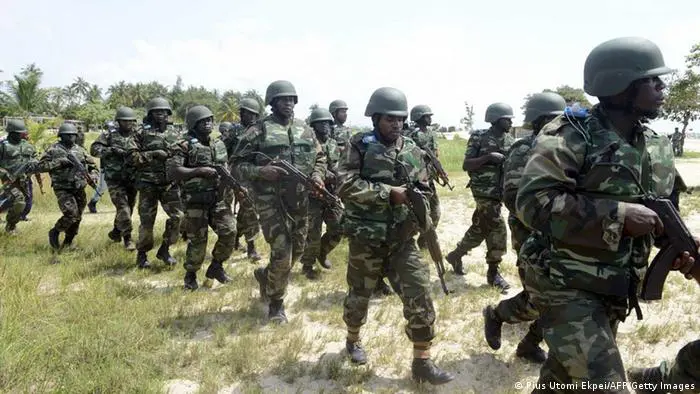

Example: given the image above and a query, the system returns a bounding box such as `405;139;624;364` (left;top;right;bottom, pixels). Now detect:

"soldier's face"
118;119;136;132
7;132;22;144
151;109;168;123
421;115;432;126
273;96;296;118
195;117;214;136
240;109;257;127
312;121;332;141
334;109;347;124
632;76;666;119
60;134;77;147
495;118;512;130
378;115;405;142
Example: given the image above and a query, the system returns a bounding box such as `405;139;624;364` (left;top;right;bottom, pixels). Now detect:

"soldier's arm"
82;148;99;175
90;133;110;158
127;133;162;167
337;139;392;208
35;147;64;172
462;134;490;171
230;126;263;182
167;141;205;182
310;137;327;184
502;141;529;213
515;126;626;251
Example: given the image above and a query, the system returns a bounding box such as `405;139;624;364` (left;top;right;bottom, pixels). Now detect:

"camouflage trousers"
53;188;87;236
136;185;183;252
257;193;309;301
523;257;628;393
183;192;237;272
417;181;441;245
454;197;506;263
655;340;700;392
493;214;541;340
236;194;260;241
300;198;343;267
106;180;137;236
343;237;436;343
3;184;26;228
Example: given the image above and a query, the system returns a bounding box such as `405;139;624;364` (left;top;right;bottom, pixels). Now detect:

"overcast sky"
2;0;699;132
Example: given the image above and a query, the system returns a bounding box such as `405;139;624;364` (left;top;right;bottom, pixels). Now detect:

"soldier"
299;107;343;279
516;37;698;392
0;119;38;234
227;98;262;261
128;97;183;269
36;123;99;251
405;105;440;249
329;99;352;154
628;339;700;393
167;105;236;290
231;80;327;323
482;92;567;364
338;87;453;385
87;121;113;214
90;107;139;250
671;127;683;157
446;102;514;293
218;122;233;145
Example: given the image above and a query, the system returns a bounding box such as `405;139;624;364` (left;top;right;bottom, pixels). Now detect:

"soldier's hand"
259;165;289;181
622;203;664;237
196;167;218;179
389;186;408;205
57;157;73;168
310;179;326;199
111;147;127;156
150;150;168;160
672;236;700;278
487;152;506;163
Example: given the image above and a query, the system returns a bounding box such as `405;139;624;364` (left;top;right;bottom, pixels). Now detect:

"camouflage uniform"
224;123;261;245
232;93;326;312
90;108;138;246
448;125;513;283
332;124;352;154
0;120;37;232
128;120;184;263
404;126;441;244
37;124;99;249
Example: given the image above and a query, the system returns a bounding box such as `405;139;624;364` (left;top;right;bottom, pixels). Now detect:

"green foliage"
75;102;114;131
521;85;593;120
25;118;60;152
662;42;700;136
459;101;475;132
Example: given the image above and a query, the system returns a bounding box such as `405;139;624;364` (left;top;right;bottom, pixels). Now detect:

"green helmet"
115;106;137;121
524;92;567;123
410;105;433;122
309;108;334;124
6;119;27;134
329;99;348;114
584;37;673;97
185;105;214;130
219;121;232;132
239;98;261;115
264;80;298;105
146;97;173;115
364;87;408;117
58;123;78;135
484;102;514;123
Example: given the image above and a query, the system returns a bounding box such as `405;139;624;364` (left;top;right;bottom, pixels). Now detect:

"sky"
1;0;699;133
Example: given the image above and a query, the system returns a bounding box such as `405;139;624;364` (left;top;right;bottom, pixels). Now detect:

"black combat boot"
254;267;268;302
87;200;97;213
184;271;198;290
122;233;135;251
346;341;367;365
136;251;151;269
446;250;465;275
156;243;177;266
246;240;261;262
48;228;61;251
107;227;121;242
205;260;231;284
487;264;510;293
268;299;288;324
5;222;17;235
411;358;454;385
516;334;546;364
302;264;319;280
317;254;332;269
62;232;77;251
627;367;663;394
483;305;504;350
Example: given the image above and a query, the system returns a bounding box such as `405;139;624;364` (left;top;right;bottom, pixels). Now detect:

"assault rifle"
0;160;37;207
423;149;454;190
55;144;97;190
210;164;254;207
248;152;343;211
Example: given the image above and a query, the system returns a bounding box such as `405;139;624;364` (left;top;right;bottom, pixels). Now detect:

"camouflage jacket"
0;139;37;183
337;131;430;243
167;133;229;200
37;142;98;190
231;115;326;198
221;123;246;158
332;124;352;155
516;105;675;297
404;127;438;156
464;127;514;200
321;137;341;189
127;123;181;187
503;133;537;252
90;128;135;183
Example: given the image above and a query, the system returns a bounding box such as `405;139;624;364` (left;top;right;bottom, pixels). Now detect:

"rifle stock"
423;149;454;190
211;164;254;207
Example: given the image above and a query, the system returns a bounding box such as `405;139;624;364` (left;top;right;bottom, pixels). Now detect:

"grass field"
0;134;698;393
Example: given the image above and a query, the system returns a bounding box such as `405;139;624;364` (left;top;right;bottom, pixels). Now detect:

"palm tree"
217;91;241;122
71;77;91;104
7;63;46;115
86;84;103;103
